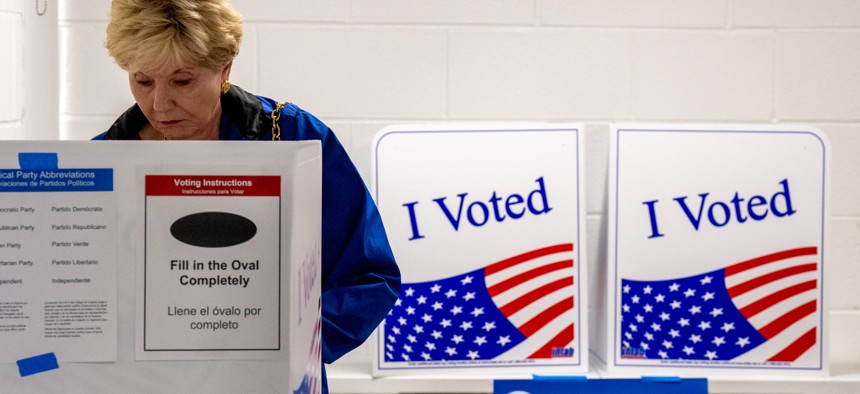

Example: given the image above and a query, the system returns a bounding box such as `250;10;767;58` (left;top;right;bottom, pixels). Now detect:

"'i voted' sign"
372;124;587;375
604;124;830;377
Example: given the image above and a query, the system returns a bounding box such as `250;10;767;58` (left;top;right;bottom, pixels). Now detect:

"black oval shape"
170;212;257;248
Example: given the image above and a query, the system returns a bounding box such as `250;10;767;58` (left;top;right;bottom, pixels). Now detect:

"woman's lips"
160;120;182;126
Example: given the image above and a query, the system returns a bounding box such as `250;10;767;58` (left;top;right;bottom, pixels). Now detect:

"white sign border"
605;123;831;377
371;123;589;375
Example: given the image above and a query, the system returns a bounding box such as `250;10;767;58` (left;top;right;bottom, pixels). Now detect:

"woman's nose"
151;85;174;112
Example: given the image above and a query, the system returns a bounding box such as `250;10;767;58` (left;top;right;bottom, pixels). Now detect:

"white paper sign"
604;124;830;377
0;154;116;363
140;172;283;356
372;124;587;375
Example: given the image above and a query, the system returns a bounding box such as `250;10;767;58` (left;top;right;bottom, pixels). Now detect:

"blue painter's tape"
17;352;59;377
533;375;587;381
494;378;708;394
18;153;59;170
0;168;114;193
642;376;682;383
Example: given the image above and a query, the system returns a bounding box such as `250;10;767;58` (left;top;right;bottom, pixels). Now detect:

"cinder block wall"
0;0;23;139
58;0;860;371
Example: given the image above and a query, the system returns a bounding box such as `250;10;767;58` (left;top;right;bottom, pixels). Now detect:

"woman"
95;0;401;391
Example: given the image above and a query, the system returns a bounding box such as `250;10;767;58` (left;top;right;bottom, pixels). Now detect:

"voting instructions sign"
0;141;321;394
373;124;587;375
604;125;830;377
142;175;282;353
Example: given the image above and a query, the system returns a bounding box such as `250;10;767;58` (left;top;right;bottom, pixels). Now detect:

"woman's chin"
162;129;217;141
158;125;188;137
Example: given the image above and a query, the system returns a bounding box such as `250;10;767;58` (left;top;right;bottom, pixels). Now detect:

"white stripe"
724;255;815;289
484;251;574;287
732;313;817;363
745;286;817;330
728;270;818;311
495;309;575;361
789;334;820;366
507;283;574;327
490;267;574;308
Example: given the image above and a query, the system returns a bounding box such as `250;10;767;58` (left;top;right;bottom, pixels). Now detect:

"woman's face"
129;58;231;140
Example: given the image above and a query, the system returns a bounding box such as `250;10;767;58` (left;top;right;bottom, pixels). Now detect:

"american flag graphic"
295;300;322;394
619;247;820;363
383;243;577;363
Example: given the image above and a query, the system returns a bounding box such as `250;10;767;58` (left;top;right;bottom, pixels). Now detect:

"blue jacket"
96;85;401;393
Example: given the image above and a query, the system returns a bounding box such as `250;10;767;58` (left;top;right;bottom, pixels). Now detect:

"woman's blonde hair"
106;0;242;71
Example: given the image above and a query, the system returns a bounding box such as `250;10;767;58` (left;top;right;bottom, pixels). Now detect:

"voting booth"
600;124;830;377
0;141;321;392
372;124;587;375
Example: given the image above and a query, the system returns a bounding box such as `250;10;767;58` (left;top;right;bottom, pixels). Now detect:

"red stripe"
484;243;573;276
725;247;818;276
528;323;575;359
145;175;281;196
739;280;817;319
767;327;817;362
727;263;818;298
758;300;817;340
487;259;573;297
499;277;573;317
518;297;574;338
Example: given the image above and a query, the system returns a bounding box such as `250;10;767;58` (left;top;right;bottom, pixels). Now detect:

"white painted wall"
55;0;860;385
0;0;24;139
1;0;58;140
23;0;58;139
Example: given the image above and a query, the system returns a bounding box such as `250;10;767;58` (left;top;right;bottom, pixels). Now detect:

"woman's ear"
221;61;233;81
